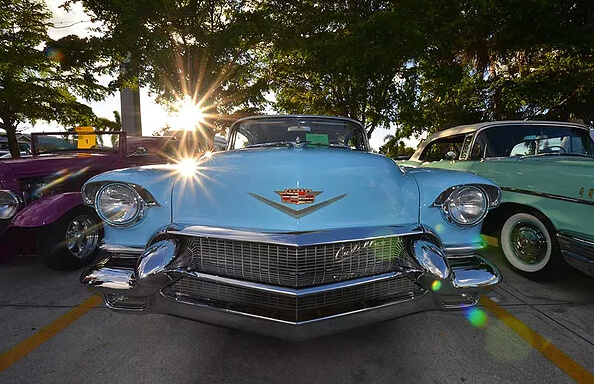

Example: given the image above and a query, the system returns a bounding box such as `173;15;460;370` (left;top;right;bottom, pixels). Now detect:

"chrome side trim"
557;232;594;248
501;187;594;206
100;244;144;255
444;244;483;256
166;270;417;297
557;232;594;277
166;224;425;247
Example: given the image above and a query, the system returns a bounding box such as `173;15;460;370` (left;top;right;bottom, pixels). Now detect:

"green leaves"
1;0;108;157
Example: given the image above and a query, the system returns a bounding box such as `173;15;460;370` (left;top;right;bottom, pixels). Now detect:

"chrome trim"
501;187;594;206
95;183;147;227
166;224;425;247
83;181;160;207
410;239;449;279
167;270;413;297
248;192;347;219
556;232;594;278
0;189;23;219
82;251;500;340
433;185;490;227
156;290;432;340
557;233;594;248
449;256;502;290
80;259;136;290
100;244;144;255
433;184;500;208
444;244;483;256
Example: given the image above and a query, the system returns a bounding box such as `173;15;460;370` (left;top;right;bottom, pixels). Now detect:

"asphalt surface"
0;246;593;384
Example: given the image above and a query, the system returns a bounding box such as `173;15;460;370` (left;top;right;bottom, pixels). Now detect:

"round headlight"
0;190;21;220
444;186;488;226
96;183;144;226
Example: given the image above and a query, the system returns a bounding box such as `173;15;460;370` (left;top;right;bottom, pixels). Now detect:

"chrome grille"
165;275;423;322
173;236;417;287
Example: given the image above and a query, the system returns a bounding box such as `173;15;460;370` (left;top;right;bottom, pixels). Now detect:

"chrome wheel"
509;222;547;264
65;215;99;259
500;212;552;273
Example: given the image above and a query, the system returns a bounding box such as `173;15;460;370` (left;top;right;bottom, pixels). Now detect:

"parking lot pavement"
0;247;593;384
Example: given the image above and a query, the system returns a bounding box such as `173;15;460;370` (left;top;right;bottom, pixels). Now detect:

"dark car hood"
1;153;116;179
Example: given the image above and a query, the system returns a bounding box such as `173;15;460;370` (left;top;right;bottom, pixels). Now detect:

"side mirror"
444;151;457;160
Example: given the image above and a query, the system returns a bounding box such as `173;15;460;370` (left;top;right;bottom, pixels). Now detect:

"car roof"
411;120;590;161
232;114;365;127
424;120;589;142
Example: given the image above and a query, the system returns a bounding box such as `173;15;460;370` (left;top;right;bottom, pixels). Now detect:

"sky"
37;0;422;150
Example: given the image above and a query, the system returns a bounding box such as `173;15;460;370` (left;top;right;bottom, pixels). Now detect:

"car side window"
470;133;487;159
419;135;466;162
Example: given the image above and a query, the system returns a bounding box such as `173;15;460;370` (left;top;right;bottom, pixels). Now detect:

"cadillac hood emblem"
275;188;322;205
249;188;346;219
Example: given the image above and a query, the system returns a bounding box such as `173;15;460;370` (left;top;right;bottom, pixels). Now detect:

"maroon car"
0;131;180;270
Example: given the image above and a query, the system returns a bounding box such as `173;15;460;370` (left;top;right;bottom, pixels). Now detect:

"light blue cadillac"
80;115;502;340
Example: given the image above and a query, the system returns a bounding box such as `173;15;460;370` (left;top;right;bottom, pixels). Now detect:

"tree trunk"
5;124;20;159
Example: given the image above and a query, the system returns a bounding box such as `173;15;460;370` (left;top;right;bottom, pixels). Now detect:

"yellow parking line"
0;294;102;373
482;235;499;247
480;296;594;384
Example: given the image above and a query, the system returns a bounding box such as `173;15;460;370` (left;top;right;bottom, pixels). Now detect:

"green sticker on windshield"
306;133;329;146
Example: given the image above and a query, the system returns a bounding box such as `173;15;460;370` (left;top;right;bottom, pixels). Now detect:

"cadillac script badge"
275;188;322;205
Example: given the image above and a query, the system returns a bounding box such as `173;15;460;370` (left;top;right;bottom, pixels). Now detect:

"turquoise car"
79;115;502;340
401;121;594;279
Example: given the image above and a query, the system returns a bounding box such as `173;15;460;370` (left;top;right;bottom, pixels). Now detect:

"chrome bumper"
557;233;594;278
82;236;501;340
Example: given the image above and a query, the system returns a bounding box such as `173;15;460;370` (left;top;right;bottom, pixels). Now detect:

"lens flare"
170;95;206;131
431;280;442;291
478;235;489;248
45;48;65;63
465;307;488;328
434;223;445;234
177;157;199;177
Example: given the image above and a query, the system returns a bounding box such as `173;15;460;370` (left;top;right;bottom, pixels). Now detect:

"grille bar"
165;275;423;322
173;235;417;288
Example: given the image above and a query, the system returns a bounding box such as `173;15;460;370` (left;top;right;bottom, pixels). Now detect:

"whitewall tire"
500;212;553;274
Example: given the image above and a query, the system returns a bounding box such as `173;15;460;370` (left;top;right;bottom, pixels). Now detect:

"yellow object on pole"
74;126;97;149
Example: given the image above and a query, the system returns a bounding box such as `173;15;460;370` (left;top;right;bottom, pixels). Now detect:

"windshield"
474;124;594;158
228;116;369;151
32;132;121;155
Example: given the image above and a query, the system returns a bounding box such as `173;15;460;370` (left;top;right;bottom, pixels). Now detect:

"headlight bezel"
0;189;22;220
95;182;146;227
434;184;495;227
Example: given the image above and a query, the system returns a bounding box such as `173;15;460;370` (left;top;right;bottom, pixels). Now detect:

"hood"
171;148;420;232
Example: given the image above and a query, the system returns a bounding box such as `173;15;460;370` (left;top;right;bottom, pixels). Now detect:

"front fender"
10;192;83;228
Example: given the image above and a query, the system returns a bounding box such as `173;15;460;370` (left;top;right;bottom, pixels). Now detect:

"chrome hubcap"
509;222;547;264
65;215;99;259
